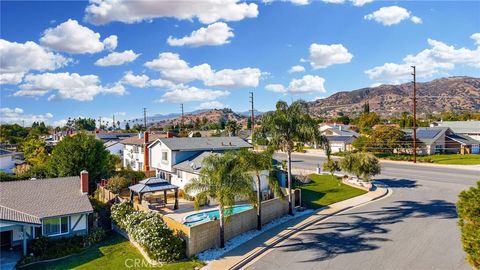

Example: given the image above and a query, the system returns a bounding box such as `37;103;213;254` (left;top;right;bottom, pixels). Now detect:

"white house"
430;121;480;141
319;123;359;137
0;149;23;174
0;171;93;255
104;141;124;157
121;132;169;171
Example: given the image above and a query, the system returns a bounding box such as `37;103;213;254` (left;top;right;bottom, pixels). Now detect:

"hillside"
151;108;249;128
307;76;480;117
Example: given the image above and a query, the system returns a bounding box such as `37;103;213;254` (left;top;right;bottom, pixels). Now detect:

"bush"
114;169;146;184
23;235;84;264
340;152;381;181
106;175;130;194
84;228;106;247
323;159;340;176
457;181;480;268
111;202;134;230
110;202;185;262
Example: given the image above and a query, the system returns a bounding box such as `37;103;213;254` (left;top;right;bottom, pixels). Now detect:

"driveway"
0;250;21;270
246;153;478;269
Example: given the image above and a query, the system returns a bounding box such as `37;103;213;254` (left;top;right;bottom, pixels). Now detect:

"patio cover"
128;177;179;209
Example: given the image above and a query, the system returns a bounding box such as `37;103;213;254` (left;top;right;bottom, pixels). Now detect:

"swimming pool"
183;204;253;227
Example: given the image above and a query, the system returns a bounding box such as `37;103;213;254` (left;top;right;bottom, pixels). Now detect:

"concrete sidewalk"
203;186;389;270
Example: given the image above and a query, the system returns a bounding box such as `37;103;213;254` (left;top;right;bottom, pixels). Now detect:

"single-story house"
0;171;93;255
325;135;356;153
430;120;480;141
319;123;359;137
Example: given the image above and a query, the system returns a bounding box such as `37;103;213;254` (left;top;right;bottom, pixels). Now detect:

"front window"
162;152;168;161
43;217;69;236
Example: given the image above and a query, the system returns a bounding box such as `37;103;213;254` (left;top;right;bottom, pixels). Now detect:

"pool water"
183;205;253;226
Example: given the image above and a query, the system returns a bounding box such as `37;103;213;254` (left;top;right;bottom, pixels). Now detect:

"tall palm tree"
262;100;326;215
237;149;284;230
184;151;254;248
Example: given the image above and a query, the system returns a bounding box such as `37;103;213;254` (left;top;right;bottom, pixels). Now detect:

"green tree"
323;159;340;178
457;181;480;269
21;138;49;166
48;133;114;189
352;135;368;152
262;100;326;215
247;117;252;129
73;118;96;131
184;152;254;248
225;120;239;137
106;175;130;194
0;124;28;144
357;112;380;134
334;115;350;125
365;126;408;154
125;122;131;131
340;152;381;181
237;149;284;230
363;102;370;114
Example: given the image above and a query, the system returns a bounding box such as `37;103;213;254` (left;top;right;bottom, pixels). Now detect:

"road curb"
223;186;390;270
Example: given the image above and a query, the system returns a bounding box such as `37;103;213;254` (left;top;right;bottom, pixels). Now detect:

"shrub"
106;176;130;194
340;152;381;181
114;169;146;184
457;181;480;268
323;159;340;176
84;228;106;247
24;235;84;264
111;202;134;230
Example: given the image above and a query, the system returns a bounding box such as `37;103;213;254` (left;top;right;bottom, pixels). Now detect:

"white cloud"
148;78;177;89
265;84;287;93
281;0;372;6
40;19;116;54
14;72;126;101
158;86;230;103
120;71;150;88
290;0;311;5
267;75;326;94
95;50;140;66
350;0;373;6
103;35;118;51
365;36;480;82
0;107;53;125
288;75;326;93
364;6;422;26
322;0;344;4
144;52;261;88
197;101;226;109
471;33;480;45
167;22;234;47
85;0;258;25
309;43;353;69
288;65;305;73
0;39;69;84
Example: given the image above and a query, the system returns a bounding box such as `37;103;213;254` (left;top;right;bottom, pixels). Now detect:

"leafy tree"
0;124;28;144
114;169;146;185
106;176;130;194
73;118;96;131
334;115;350;125
457;181;480;269
323;159;340;178
131;124;145;132
340;152;381;181
48;133;115;189
365;126;409;154
247;117;252;129
184;151;254;248
363;102;370;114
262;100;326;215
237;149;284;230
357;112;380;134
21;138;49;166
125;122;130;131
352;135;368;152
225;120;239;136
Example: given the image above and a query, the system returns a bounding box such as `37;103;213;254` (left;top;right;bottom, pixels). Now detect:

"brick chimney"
143;131;150;172
80;170;89;195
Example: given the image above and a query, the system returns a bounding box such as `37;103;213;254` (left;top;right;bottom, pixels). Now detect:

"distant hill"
150;108;250;128
307;76;480;117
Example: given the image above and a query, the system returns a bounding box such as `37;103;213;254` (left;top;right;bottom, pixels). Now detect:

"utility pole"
143;108;147;131
180;104;184;132
411;66;417;164
112;114;115;130
249;92;255;131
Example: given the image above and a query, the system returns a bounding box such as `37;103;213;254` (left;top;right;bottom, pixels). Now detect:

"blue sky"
1;0;479;126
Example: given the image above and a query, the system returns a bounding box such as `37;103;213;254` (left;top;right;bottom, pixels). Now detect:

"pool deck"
163;200;252;223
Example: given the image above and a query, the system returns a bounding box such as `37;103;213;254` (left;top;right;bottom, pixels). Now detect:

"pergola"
129;177;179;210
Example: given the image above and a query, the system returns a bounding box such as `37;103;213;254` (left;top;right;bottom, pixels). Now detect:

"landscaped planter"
111;223;160;266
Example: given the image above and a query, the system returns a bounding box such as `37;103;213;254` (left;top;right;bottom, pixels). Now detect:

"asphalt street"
247;153;478;270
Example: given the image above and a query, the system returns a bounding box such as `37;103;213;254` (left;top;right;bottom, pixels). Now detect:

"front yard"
19;233;203;270
374;153;480;165
298;174;368;209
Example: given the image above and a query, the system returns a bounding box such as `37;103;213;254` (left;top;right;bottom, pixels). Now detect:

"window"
43;217;69;236
162;152;168;161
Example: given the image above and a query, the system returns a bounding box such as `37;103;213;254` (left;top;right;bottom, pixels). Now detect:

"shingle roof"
326;135;356;144
0;149;18;157
96;133;136;141
404;127;450;145
0;177;93;224
150;137;252;151
446;134;480;145
173;151;217;174
433;121;480;134
120;133;168;146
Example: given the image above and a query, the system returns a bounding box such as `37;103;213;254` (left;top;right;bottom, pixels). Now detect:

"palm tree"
237;149;284;230
184;151;254;248
262;100;326;215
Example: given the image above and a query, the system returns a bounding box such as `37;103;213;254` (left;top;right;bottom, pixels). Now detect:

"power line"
412;65;417;163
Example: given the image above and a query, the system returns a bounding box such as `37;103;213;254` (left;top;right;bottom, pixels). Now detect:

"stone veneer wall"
164;197;290;256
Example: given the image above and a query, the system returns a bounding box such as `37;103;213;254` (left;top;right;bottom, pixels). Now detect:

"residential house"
104;140;124;157
430;120;480;141
325;136;356;153
95;132;136;143
319;123;359;152
148;137;252;183
404;127;480;155
0;171;93;255
121;132;172;171
0;149;23;174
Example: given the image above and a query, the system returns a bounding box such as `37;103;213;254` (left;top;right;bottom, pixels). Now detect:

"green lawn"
374;153;480;165
19;233;203;270
298;174;368;209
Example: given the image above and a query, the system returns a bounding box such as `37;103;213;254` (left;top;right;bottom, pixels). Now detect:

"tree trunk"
256;173;262;230
219;206;225;248
287;150;294;215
